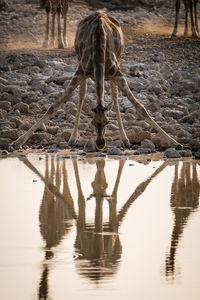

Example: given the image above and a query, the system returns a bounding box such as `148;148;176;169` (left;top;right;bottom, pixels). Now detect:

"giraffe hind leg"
113;71;182;149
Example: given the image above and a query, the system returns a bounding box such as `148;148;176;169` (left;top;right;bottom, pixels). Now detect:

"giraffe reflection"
38;156;75;299
19;155;186;291
165;162;200;280
74;159;124;282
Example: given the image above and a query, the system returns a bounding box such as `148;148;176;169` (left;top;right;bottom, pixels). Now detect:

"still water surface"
0;154;200;300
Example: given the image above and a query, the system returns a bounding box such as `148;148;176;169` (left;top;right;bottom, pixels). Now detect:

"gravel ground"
0;0;200;157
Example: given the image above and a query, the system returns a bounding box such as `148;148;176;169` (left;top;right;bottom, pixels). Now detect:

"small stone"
14;102;29;114
107;147;123;156
0;138;11;149
164;148;181;158
0;101;11;111
1;150;8;156
47;126;59;135
62;130;72;141
78;151;87;156
194;149;200;159
93;152;106;157
141;139;155;152
0;129;19;140
84;139;96;152
178;149;192;157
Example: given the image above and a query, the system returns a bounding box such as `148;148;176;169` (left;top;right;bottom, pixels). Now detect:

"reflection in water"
18;155;200;297
18;156;76;299
165;162;200;280
38;157;75;299
74;159;123;282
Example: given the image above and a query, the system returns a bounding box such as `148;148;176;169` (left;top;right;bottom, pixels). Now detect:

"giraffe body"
40;0;69;48
12;12;182;151
171;0;199;37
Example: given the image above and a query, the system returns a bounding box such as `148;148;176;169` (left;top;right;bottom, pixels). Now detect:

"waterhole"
0;154;200;300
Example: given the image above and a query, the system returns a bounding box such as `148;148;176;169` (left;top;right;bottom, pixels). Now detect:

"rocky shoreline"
0;1;200;159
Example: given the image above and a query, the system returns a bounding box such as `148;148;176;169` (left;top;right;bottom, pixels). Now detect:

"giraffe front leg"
11;71;82;149
110;80;130;148
114;71;182;149
68;79;87;147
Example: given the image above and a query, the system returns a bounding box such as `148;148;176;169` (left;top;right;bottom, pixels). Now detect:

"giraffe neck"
92;15;106;106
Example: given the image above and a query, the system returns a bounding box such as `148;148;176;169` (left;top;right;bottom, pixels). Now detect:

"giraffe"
171;0;199;38
12;12;182;151
165;162;200;279
40;0;69;48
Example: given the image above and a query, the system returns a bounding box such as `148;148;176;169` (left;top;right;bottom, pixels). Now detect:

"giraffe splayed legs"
12;12;182;151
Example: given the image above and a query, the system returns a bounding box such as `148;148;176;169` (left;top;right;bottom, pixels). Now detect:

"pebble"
164;148;181;159
107;147;123;156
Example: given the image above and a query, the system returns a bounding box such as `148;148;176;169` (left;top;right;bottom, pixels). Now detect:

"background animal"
171;0;199;37
40;0;69;48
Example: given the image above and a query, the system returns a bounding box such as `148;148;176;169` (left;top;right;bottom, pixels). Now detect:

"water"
0;154;200;300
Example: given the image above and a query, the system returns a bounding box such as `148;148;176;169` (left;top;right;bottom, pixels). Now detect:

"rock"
29;133;52;143
126;126;151;143
84;138;96;152
134;148;152;155
164;148;181;158
0;138;11;149
140;139;155;152
47;126;59;135
59;142;68;149
107;147;123;155
22;91;39;105
9;117;23;128
0;129;19;140
31;79;47;91
163;109;184;119
62;130;72;141
194;149;200;159
0;101;11;111
77;150;87;156
14;102;29;114
129;63;148;76
189;139;200;152
178;149;192;157
19;122;32;131
93;152;106;157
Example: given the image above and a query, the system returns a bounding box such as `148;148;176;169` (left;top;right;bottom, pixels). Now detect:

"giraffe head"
91;104;111;151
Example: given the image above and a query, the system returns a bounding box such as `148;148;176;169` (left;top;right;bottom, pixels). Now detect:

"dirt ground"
0;0;200;157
